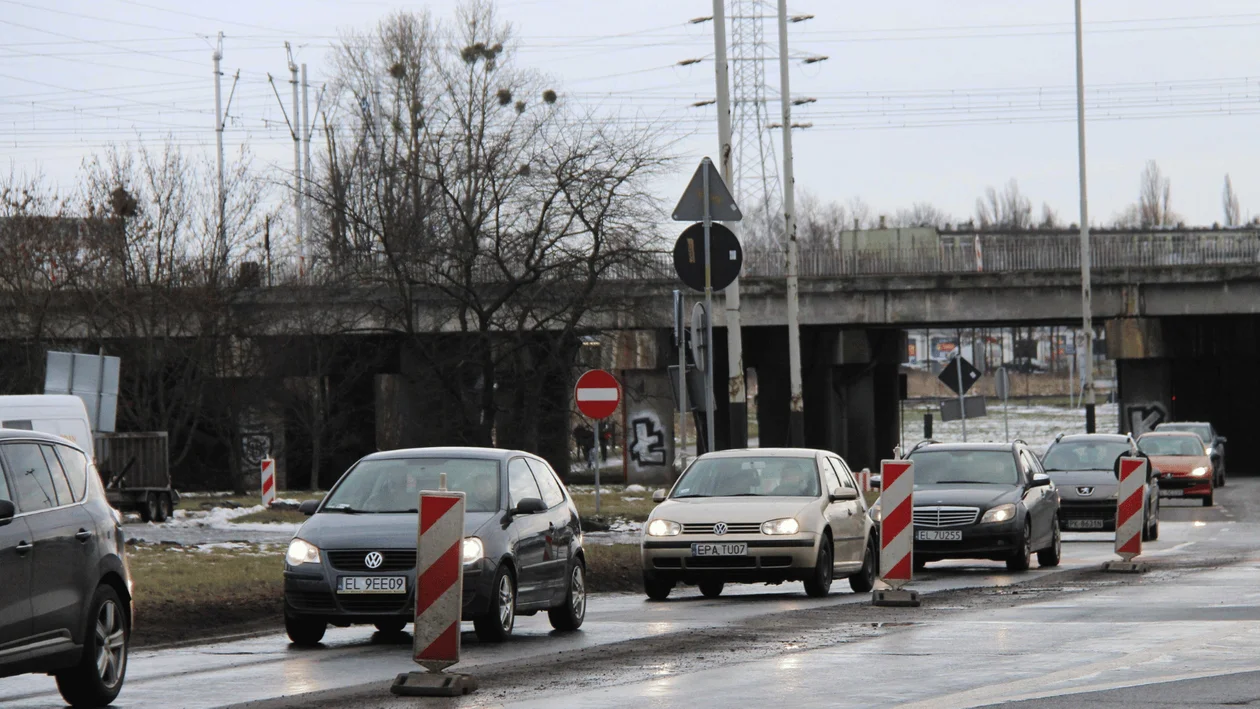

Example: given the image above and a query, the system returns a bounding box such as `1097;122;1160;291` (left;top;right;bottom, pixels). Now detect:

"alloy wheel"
96;599;126;689
570;566;586;621
498;573;515;632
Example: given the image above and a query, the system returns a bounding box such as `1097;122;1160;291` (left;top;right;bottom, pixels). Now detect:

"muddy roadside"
229;556;1242;709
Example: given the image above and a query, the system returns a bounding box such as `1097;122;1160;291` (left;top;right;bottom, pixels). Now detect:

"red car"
1137;432;1215;506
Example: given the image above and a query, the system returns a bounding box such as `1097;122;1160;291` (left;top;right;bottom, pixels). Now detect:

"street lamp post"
1074;0;1096;433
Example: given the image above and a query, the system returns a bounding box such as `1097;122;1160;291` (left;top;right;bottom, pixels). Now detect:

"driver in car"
773;463;811;496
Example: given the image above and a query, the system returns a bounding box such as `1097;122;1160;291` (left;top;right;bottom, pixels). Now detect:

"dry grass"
570;490;658;523
127;544;284;645
584;543;641;593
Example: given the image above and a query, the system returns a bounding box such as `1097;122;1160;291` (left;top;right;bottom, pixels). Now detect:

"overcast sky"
3;0;1259;229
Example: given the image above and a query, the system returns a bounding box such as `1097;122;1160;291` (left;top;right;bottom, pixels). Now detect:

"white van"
0;394;95;460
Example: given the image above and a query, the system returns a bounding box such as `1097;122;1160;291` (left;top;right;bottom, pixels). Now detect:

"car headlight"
286;538;321;566
1191;467;1208;477
761;518;800;535
462;537;484;564
646;519;682;537
980;504;1016;524
868;502;882;523
1205;446;1213;456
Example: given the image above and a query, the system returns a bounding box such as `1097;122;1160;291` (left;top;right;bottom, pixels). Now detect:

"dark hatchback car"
283;447;586;645
1041;433;1160;540
0;429;132;708
872;441;1061;571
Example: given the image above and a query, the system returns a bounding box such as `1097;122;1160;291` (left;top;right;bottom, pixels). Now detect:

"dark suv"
0;429;132;707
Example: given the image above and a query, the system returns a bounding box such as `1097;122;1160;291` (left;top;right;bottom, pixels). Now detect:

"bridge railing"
727;231;1260;279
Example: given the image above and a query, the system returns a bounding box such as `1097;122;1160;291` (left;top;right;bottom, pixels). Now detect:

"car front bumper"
641;533;820;583
1159;477;1212;498
911;521;1022;562
1058;500;1119;531
283;558;497;622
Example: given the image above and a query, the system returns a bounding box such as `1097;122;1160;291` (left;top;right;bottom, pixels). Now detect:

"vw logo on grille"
364;551;384;569
1078;486;1095;496
712;522;728;536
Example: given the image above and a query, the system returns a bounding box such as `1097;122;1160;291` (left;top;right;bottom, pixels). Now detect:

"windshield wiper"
931;480;991;484
324;504;362;513
671;494;710;499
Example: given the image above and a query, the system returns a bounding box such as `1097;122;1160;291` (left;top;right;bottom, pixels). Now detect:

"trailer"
95;431;180;522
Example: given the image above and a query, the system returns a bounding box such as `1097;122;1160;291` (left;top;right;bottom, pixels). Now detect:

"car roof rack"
910;439;939;452
1054;432;1066;442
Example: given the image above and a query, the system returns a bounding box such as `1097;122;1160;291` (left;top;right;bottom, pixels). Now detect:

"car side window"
526;459;566;509
0;458;11;503
821;459;844;494
508;458;543;508
3;442;59;512
55;446;89;502
40;445;74;506
826;458;852;490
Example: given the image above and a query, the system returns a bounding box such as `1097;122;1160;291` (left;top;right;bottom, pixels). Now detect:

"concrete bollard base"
872;589;921;607
391;672;478;697
1102;560;1148;574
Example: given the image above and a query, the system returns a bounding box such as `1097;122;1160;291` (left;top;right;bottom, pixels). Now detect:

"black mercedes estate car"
283;447;586;645
872;441;1061;571
0;429;132;708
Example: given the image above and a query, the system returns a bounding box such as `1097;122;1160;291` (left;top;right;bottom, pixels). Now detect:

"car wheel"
913;557;928;572
643;573;673;601
374;619;407;634
1203;489;1215;507
849;536;877;593
285;613;326;646
1037;516;1062;567
156;493;172;522
1006;521;1032;572
55;585;128;708
803;539;833;598
474;565;516;642
1219;465;1227;487
698;580;725;598
1143;512;1159;542
548;561;587;631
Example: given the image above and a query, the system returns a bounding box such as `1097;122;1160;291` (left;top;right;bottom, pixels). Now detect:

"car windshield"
1138;435;1204;457
907;450;1019;485
1157;424;1211;444
1042;440;1132;471
671;456;820;498
322;457;500;513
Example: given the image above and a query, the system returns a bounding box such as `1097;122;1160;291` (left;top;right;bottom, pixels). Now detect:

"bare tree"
312;1;669;469
975;179;1033;230
891;202;951;228
1223;174;1241;227
1038;203;1060;229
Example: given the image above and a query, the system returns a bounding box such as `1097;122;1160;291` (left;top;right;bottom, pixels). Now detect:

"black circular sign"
672;222;743;292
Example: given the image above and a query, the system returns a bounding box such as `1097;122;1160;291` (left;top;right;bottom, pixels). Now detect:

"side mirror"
512;498;547;516
1030;472;1052;488
299;500;319;516
0;499;13;525
869;475;882;491
651;489;667;503
829;488;859;502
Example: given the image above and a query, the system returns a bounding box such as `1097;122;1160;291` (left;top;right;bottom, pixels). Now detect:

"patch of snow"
137;504;301;534
623;484;647;494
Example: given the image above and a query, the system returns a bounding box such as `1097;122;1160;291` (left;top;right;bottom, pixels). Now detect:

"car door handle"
76;530;93;542
15;541;32;554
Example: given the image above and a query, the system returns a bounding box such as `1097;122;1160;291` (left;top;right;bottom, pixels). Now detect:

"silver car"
1041;433;1160;540
641;448;877;600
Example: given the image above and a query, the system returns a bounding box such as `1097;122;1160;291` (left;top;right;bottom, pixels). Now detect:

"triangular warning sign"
672;159;743;222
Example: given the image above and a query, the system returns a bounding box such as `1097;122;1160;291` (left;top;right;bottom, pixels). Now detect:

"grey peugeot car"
283;447;586;646
1041;433;1160;540
0;428;133;708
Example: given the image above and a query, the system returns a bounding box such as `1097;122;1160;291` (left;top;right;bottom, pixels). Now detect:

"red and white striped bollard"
873;459;920;606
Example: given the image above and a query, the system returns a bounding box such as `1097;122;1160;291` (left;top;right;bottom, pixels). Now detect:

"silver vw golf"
641;448;877;600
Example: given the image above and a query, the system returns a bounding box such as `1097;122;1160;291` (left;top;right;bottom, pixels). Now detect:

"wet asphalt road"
4;478;1260;708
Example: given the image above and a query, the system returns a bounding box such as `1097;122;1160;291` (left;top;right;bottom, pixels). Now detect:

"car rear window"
906;450;1019;485
3;442;59;512
1138;435;1203;457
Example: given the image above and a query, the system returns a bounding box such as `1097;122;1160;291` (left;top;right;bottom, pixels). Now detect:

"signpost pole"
956;353;968;442
778;0;805;446
675;290;687;469
594;418;601;514
702;159;717;455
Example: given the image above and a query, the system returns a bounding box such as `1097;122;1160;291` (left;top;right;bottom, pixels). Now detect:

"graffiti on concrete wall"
629;413;667;467
1125;402;1167;435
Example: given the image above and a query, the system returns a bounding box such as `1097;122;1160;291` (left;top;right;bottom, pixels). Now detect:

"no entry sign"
575;369;621;420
